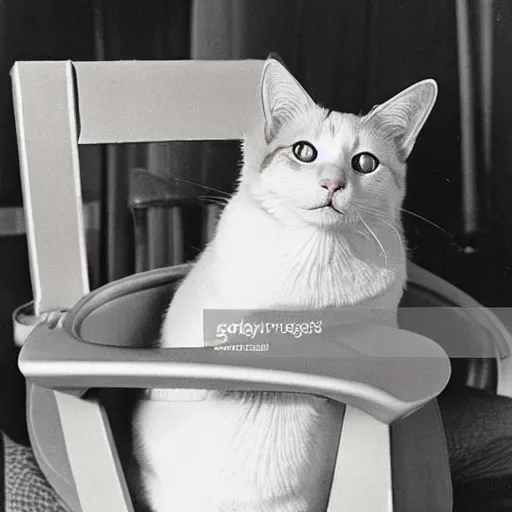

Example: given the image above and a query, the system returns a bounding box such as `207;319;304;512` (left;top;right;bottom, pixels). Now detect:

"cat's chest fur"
165;192;404;325
212;229;399;309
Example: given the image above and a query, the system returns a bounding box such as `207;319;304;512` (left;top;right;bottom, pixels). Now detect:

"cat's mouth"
307;202;343;215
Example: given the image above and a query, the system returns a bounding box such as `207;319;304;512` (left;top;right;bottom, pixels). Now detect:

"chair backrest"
11;59;264;316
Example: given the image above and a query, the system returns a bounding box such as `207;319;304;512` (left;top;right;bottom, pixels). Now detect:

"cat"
133;55;438;512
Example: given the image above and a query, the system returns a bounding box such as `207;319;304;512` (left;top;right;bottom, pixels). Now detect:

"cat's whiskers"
354;201;455;240
286;229;319;287
357;212;389;268
359;203;462;248
169;176;232;198
400;207;455;238
352;203;393;223
353;204;408;261
384;221;406;255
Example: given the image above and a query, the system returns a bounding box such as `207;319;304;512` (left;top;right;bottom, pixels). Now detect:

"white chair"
11;58;463;511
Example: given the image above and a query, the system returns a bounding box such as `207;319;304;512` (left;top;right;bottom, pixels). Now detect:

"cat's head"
241;55;437;230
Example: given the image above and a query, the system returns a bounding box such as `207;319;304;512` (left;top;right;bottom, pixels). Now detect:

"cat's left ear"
365;79;438;159
260;55;315;143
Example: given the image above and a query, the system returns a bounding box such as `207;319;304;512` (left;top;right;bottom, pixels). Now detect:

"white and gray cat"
133;56;438;511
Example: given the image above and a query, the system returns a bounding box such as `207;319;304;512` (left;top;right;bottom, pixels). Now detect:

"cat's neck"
207;184;406;311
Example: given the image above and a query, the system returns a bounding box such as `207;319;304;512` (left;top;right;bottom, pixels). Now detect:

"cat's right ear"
260;55;315;143
365;79;438;159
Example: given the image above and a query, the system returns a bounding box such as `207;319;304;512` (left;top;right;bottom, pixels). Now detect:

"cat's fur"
133;57;437;511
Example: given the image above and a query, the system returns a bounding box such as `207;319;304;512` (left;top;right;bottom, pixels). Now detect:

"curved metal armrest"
20;321;450;424
407;260;511;359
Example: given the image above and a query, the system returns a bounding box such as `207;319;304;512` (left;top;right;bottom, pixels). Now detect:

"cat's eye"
351;152;379;174
292;141;318;163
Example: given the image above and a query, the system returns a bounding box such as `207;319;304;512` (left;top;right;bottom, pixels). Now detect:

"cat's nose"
319;179;345;201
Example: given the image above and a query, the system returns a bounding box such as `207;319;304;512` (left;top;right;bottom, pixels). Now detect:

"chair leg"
132;208;149;274
54;391;134;512
203;204;222;246
166;207;184;266
327;406;393;512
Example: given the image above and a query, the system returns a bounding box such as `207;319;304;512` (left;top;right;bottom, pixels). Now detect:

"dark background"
1;0;511;443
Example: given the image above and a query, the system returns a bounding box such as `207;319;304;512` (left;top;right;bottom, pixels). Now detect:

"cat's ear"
260;55;315;142
365;79;438;159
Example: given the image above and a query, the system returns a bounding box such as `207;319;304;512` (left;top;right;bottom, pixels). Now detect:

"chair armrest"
19;321;450;424
487;309;512;397
407;260;511;359
407;260;512;396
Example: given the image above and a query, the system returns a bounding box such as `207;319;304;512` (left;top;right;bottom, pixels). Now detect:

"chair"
11;58;506;512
